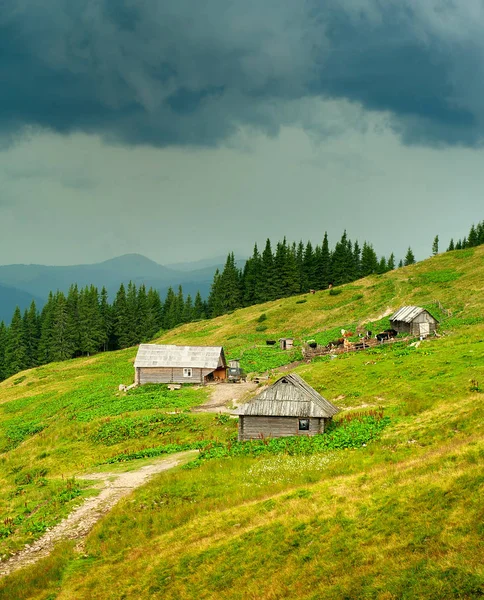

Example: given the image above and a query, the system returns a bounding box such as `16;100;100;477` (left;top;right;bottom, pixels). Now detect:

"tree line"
0;282;207;382
207;232;407;317
1;221;482;382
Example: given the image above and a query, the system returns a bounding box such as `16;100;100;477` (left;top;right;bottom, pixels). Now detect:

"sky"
1;0;484;267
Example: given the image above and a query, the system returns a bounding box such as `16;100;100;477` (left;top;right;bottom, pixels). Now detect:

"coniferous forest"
1;221;483;382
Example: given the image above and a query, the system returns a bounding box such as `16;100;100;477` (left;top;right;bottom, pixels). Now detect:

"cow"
376;329;397;342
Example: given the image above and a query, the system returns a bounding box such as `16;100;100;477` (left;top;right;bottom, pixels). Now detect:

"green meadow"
0;246;483;599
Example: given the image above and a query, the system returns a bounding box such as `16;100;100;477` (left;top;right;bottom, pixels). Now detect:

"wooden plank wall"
238;416;323;441
139;367;212;384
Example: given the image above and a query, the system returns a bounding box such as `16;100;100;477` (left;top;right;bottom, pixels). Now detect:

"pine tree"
219;253;242;311
432;235;439;255
455;239;462;250
99;286;113;351
51;292;77;361
23;301;40;369
352;240;362;280
193;291;206;320
113;283;130;348
447;238;455;251
387;253;395;271
145;288;163;338
360;242;378;277
398;259;403;268
468;225;478;247
182;294;194;323
162;286;179;328
377;256;387;274
477;221;484;244
5;306;28;376
258;239;276;302
302;241;316;290
242;244;261;306
136;284;150;341
66;284;80;356
38;292;55;364
320;232;331;289
331;231;354;285
404;247;416;266
0;321;8;381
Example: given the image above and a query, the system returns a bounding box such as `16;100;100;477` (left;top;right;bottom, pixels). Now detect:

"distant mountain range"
0;253;245;324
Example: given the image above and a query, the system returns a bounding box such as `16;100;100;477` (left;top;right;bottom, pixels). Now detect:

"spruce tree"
258;239;276;302
193;291;206;320
182;294;194;323
432;235;439;255
377;256;387;274
0;321;8;381
5;306;28;376
136;284;150;341
320;232;331;289
447;238;455;251
38;292;55;364
242;244;261;306
162;286;179;328
360;242;378;277
99;286;113;351
51;292;77;361
145;288;163;338
398;259;403;268
219;253;242;311
352;240;362;280
302;241;316;290
468;225;478;247
23;301;40;369
66;284;80;356
113;283;129;348
404;247;416;266
387;253;395;270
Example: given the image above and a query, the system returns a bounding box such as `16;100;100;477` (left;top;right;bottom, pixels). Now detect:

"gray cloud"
2;1;484;147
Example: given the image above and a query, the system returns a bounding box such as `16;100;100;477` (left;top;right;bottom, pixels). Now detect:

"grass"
0;246;484;598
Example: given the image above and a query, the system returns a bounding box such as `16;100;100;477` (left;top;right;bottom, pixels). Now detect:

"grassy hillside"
0;247;483;599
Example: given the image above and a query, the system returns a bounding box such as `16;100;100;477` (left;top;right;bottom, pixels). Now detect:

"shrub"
257;313;268;323
329;288;342;296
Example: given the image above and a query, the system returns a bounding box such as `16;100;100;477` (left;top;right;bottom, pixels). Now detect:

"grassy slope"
0;247;483;599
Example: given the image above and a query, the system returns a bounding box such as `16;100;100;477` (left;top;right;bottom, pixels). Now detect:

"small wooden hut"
234;373;339;441
279;338;294;350
390;306;438;337
134;344;227;385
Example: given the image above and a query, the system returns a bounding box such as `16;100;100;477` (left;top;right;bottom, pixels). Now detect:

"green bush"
329;288;342;296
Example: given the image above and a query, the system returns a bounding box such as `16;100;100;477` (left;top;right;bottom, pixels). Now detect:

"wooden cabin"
390;306;438;338
279;338;294;350
134;344;227;385
234;373;339;441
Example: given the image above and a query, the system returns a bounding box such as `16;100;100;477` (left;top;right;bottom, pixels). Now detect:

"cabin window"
299;419;310;431
183;368;192;378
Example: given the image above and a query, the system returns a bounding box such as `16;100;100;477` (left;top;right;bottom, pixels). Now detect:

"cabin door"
419;322;430;338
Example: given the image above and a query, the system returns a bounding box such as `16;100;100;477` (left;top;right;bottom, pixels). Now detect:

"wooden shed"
234;373;339;441
390;306;438;338
134;344;227;385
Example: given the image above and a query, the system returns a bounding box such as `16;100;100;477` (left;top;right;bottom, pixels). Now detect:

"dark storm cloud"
2;1;484;147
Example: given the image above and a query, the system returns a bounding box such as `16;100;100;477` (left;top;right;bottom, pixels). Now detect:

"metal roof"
134;344;226;369
390;306;437;323
235;373;340;418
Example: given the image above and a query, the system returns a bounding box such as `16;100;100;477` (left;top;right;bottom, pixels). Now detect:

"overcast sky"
1;0;484;266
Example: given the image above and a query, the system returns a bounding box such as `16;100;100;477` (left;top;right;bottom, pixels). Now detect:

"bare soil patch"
192;381;259;413
0;452;191;578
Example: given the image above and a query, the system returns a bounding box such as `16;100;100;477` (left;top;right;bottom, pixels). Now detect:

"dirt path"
192;381;259;413
0;452;192;579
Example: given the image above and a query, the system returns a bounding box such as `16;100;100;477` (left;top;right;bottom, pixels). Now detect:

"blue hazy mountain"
0;253;245;323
